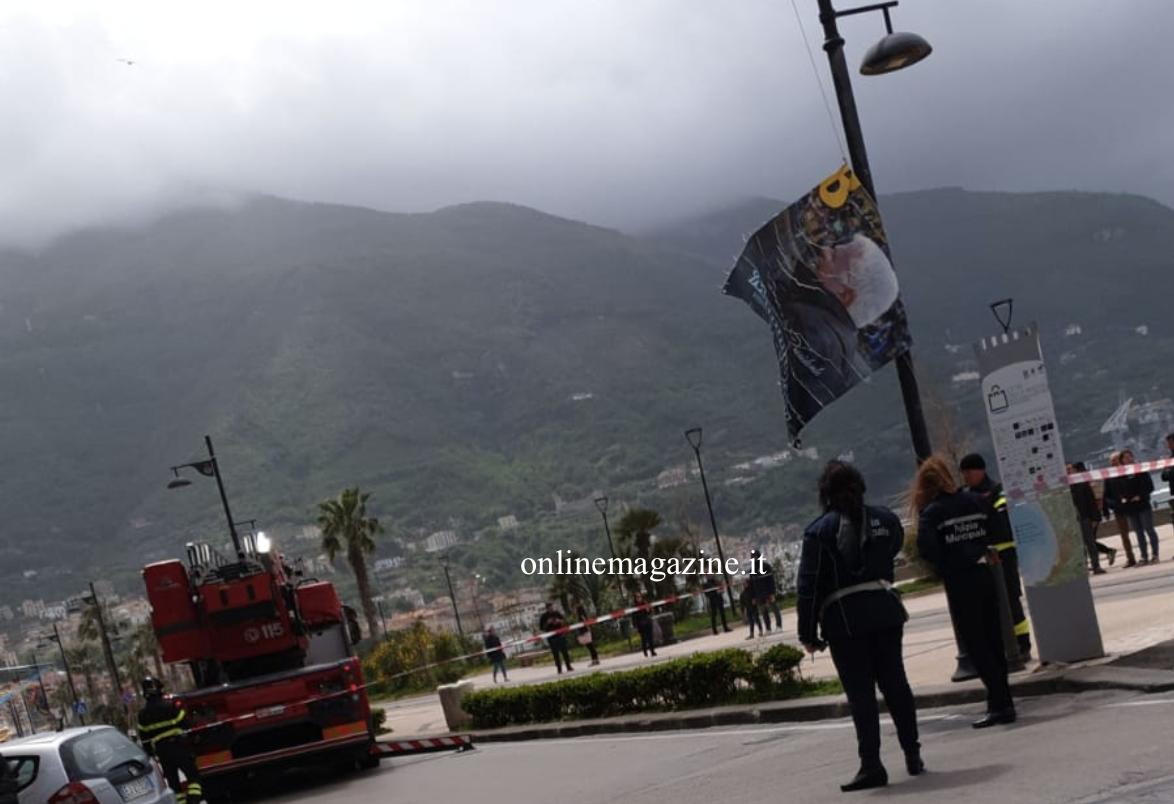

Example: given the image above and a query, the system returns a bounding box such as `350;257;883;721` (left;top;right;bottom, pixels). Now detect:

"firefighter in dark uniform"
798;461;920;792
913;455;1015;728
136;677;205;804
960;453;1032;659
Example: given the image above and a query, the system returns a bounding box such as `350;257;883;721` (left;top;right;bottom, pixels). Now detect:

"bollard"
437;680;475;731
987;547;1026;672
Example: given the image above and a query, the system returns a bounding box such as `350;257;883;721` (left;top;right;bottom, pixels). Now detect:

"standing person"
483;626;508;683
1068;461;1115;573
1161;433;1174;518
631;593;657;657
704;574;733;635
750;550;783;631
538;602;574;674
959;453;1032;660
913;455;1015;729
1102;451;1138;567
1119;449;1160;563
740;579;762;640
136;676;205;804
798;461;921;792
574;605;601;666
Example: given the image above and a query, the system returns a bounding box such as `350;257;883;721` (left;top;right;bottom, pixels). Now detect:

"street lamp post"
439;556;465;640
814;0;933;464
48;623;83;725
472;574;487;632
812;0;978;680
30;650;50;730
684;428;738;614
168;435;243;559
593;496;616;561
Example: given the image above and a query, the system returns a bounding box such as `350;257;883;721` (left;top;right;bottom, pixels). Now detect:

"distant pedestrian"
798;460;920;792
1118;449;1160;563
1102;451;1138;567
483;626;509;683
574;605;601;666
1068;461;1114;573
538;602;574;674
960;453;1031;659
631;592;657;657
740;579;763;639
750;549;783;632
704;574;732;635
912;454;1015;729
1161;433;1174;517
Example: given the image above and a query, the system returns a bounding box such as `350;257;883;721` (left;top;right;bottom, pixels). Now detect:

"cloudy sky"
2;0;1172;246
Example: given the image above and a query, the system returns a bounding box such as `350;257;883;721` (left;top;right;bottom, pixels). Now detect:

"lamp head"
860;31;932;75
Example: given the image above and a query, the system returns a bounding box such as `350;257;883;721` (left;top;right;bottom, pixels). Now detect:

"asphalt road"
239;689;1174;804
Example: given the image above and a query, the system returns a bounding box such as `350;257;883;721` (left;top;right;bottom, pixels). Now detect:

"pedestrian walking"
538;602;574;674
631;592;657;657
798;460;921;792
740;579;763;639
574;605;601;666
960;453;1032;659
750;549;783;631
1102;451;1138;567
912;454;1015;729
1118;449;1160;563
1068;461;1115;573
136;677;205;804
1161;432;1174;518
703;574;732;635
484;626;508;682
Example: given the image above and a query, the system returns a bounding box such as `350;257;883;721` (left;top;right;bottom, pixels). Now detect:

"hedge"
461;644;809;729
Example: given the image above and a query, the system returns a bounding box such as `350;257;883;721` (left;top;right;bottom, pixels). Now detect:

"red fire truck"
143;439;382;791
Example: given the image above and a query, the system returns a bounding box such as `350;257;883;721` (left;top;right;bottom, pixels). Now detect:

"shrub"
462;645;820;729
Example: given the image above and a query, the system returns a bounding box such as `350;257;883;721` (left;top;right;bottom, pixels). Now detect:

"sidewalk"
379;527;1174;742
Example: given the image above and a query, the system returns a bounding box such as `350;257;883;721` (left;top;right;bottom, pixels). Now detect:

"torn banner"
722;164;912;445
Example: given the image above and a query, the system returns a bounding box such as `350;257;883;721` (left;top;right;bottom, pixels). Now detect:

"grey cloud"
0;0;1171;248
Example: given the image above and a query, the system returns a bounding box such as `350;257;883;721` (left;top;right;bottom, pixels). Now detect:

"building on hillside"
656;465;688;489
497;515;519;531
423;530;459;553
41;606;67;621
19;600;45;619
298;526;321;542
373;557;406;575
0;607;13;621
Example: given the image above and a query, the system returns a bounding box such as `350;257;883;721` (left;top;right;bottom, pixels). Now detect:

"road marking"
1100;696;1174;708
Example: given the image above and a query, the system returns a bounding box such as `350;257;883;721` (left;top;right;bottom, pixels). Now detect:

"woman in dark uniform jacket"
911;454;1015;729
797;461;921;792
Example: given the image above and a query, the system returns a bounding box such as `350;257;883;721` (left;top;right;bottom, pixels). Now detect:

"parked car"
1;726;175;804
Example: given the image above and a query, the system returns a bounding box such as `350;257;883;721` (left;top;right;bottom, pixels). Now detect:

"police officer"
136;677;205;804
748;550;781;633
798;461;920;792
703;575;732;635
913;455;1015;729
960;453;1032;659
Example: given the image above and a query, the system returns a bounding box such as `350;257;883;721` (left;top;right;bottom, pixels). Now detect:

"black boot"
905;751;924;776
840;766;887;792
972;707;1016;728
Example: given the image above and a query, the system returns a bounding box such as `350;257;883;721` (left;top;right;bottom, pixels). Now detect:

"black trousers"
547;636;573;671
946;566;1013;712
828;627;920;768
636;623;655;655
156;738;202;803
996;547;1031;652
707;596;729;633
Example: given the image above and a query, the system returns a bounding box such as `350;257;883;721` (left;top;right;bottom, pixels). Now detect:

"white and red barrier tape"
374;735;474;754
1067;457;1174;484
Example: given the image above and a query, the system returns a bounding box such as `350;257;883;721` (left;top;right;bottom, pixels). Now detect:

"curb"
468;667;1174;744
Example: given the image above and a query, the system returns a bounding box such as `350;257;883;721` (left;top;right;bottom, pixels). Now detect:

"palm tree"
318;487;383;642
616;508;662;561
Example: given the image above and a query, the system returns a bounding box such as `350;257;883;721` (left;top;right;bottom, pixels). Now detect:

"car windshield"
60;730;151;784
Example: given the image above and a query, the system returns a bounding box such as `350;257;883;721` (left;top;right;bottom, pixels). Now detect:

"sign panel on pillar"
973;322;1103;663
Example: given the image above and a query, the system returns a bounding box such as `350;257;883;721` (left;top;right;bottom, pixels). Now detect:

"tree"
616;508;662;562
318;487;383;642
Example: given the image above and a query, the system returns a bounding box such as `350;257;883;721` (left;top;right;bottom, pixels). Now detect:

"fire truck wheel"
356;750;380;770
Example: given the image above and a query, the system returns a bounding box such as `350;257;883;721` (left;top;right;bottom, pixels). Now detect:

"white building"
424;530;460;553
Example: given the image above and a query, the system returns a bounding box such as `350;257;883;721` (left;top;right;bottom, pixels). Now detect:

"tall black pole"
685;429;738;614
594;497;616;561
440;558;465;640
89;582;126;717
31;651;50;729
204;436;243;558
816;0;932;465
52;623;83;725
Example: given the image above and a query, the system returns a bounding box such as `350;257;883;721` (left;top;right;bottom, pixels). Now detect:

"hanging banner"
723;164;912;446
973;323;1102;662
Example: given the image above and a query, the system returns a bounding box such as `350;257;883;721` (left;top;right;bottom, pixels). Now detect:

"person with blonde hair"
910;454;1015;728
1101;451;1138;567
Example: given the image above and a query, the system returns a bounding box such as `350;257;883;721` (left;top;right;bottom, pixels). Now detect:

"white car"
1;726;176;804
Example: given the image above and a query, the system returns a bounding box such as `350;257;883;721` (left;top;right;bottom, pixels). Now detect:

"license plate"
256;705;285;719
119;777;152;801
